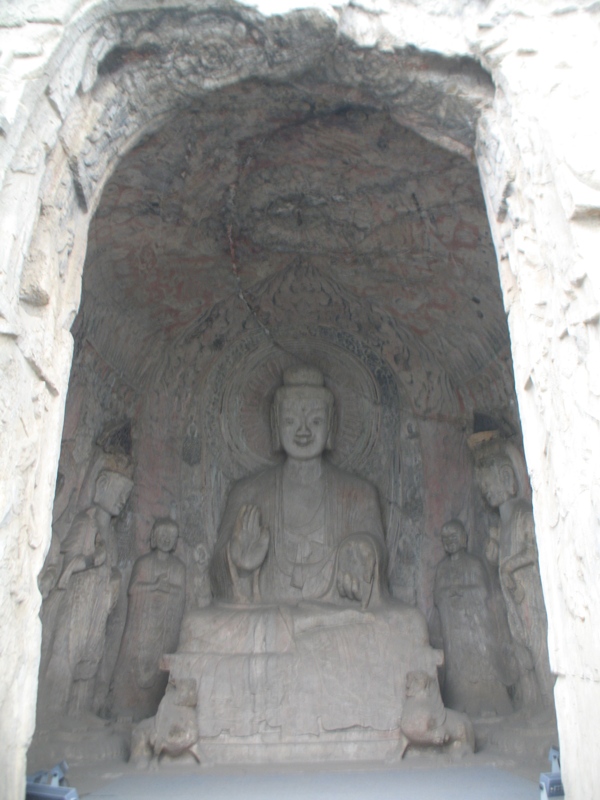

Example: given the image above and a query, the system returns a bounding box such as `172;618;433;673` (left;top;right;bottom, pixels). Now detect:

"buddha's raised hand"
228;504;270;573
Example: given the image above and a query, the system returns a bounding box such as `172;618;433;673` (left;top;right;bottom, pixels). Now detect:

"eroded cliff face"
1;1;599;797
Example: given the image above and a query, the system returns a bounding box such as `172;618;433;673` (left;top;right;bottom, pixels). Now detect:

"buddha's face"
278;396;330;460
441;523;467;555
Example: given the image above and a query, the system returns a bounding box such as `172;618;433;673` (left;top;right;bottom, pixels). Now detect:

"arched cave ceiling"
81;75;514;421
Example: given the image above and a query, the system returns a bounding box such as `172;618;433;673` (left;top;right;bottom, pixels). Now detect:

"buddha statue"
135;366;472;764
210;365;386;607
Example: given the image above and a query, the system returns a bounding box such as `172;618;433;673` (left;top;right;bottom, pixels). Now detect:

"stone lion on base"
401;671;474;754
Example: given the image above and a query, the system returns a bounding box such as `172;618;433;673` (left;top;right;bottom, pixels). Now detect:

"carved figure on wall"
131;677;200;767
210;365;386;605
433;519;515;717
110;519;186;721
471;435;554;712
38;470;133;718
400;671;474;752
135;366;472;764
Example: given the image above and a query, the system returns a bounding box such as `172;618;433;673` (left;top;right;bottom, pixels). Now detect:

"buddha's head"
440;519;468;555
150;519;179;553
271;366;336;459
93;470;134;516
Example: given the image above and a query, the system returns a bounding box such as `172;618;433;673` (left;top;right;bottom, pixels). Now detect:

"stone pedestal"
136;600;459;765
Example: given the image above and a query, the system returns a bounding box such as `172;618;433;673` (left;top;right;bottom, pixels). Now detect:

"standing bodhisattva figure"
472;436;554;712
39;470;133;717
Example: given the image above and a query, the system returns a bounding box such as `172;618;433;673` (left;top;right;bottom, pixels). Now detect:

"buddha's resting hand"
336;534;377;606
228;504;270;574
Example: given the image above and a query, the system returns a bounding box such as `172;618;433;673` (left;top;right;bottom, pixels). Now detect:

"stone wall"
473;12;600;796
0;1;599;797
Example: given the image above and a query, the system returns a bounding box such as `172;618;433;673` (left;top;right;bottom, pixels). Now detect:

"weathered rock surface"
0;1;598;798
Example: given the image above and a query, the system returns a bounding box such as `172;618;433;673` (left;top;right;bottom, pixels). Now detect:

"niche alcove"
31;32;553;773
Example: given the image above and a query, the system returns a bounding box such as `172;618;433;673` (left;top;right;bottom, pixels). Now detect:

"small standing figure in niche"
110;519;186;721
39;470;134;718
434;519;515;717
472;435;555;713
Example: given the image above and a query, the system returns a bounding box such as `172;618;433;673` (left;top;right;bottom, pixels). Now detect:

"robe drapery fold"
210;461;386;604
111;552;185;720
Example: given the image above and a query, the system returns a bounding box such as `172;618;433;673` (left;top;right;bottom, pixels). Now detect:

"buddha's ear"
326;407;337;451
270;404;281;452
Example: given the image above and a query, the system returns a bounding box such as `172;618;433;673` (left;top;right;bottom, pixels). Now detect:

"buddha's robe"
210;460;385;603
158;460;447;756
174;600;437;739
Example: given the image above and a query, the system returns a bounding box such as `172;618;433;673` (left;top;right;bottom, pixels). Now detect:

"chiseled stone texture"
0;1;599;797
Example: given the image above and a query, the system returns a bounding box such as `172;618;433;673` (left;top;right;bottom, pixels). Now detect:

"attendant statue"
434;519;515;717
110;519;186;721
136;365;472;764
472;436;554;712
210;365;386;606
38;470;133;717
